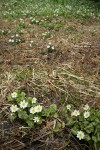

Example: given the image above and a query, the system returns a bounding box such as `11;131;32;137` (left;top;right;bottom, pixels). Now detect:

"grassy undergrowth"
0;0;100;150
0;0;100;19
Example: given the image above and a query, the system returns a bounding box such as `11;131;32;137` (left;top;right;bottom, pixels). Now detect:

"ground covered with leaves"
0;0;100;150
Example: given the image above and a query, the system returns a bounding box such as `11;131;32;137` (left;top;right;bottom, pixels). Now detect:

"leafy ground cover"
0;0;100;150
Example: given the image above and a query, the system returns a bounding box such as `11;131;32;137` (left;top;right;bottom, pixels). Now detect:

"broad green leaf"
53;113;59;118
42;108;50;117
71;128;78;135
66;118;74;126
7;94;13;101
18;110;28;120
92;136;97;142
26;120;34;128
85;134;91;141
49;104;57;113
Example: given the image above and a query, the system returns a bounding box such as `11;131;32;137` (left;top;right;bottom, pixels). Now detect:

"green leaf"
49;104;57;114
8;113;17;121
53;113;59;118
71;128;78;135
42;108;50;117
18;110;28;119
53;122;62;132
97;133;100;141
92;136;97;142
26;120;34;127
85;134;91;141
7;94;13;101
21;92;26;98
83;121;89;125
85;123;94;133
28;114;34;120
95;118;100;123
66;117;74;126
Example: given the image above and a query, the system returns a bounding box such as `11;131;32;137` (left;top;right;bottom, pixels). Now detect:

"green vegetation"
8;90;100;150
0;0;100;19
8;91;58;127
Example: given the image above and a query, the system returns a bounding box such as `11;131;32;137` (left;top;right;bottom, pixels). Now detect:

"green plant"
18;20;26;28
62;104;100;150
42;31;51;39
47;42;55;53
0;29;9;35
8;34;25;45
7;91;58;127
30;17;40;25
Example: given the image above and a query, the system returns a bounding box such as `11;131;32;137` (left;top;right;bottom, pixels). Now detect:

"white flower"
66;104;71;110
29;44;32;47
16;34;19;37
42;33;45;36
71;110;80;117
33;116;40;123
32;97;37;104
11;39;14;43
20;100;28;109
10;105;19;112
11;35;14;38
84;111;90;118
77;131;85;140
83;104;90;111
20;18;23;21
47;45;50;49
30;107;36;114
11;92;18;98
9;39;12;43
48;42;52;45
51;46;55;50
30;40;33;43
34;105;42;113
36;20;39;23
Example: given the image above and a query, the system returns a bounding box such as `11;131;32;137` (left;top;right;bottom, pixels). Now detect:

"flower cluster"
9;34;24;45
47;42;55;53
30;17;40;24
65;103;92;141
19;20;26;28
0;29;8;35
71;110;80;116
8;91;42;125
42;31;51;39
8;91;57;127
29;40;34;47
70;104;90;119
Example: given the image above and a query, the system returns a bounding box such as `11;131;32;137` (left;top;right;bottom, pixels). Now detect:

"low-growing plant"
0;29;9;36
9;34;25;45
18;21;26;28
42;31;51;39
62;104;100;150
7;91;58;128
30;17;40;25
47;42;55;53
